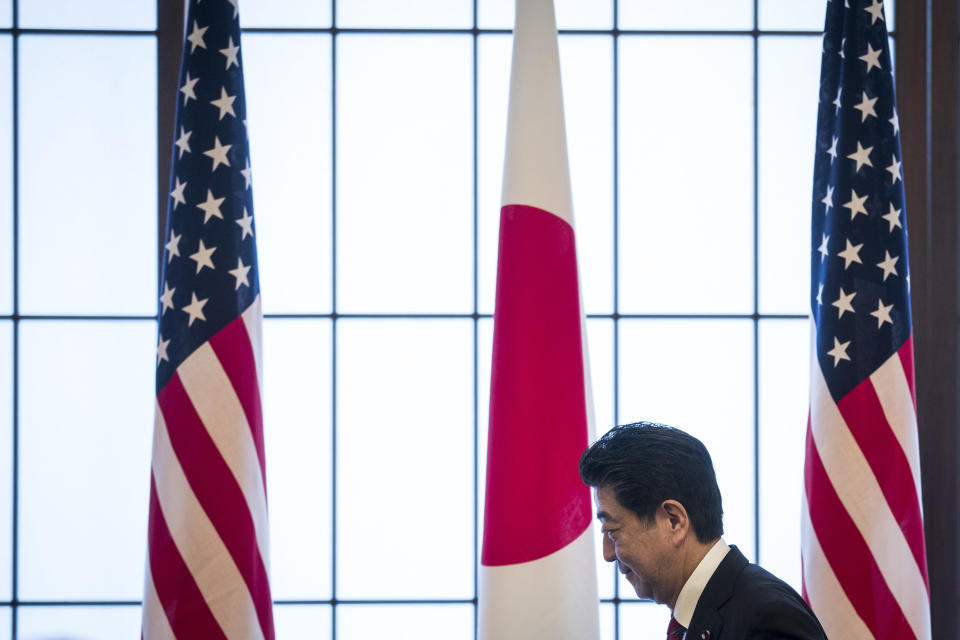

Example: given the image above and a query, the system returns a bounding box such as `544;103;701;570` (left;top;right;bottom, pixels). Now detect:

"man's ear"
659;499;690;545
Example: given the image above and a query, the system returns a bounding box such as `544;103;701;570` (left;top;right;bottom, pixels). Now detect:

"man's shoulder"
691;546;828;639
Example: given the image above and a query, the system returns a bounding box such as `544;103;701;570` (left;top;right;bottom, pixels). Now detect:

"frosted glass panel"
0;37;9;315
337;320;473;598
0;322;9;602
477;34;511;316
619;37;753;314
561;36;614;315
758;319;808;591
759;0;826;30
758;36;821;315
618;319;755;560
18;605;141;640
337;35;472;314
19;0;154;29
273;604;332;640
619;0;752;30
338;0;470;28
619;601;672;640
479;0;613;30
263;319;332;600
19;36;156;315
241;0;331;28
338;604;473;639
244;34;332;314
18;320;154;599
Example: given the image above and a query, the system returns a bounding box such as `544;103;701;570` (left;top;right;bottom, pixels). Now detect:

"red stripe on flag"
147;474;227;639
158;373;275;640
209;314;267;488
898;336;917;409
835;377;929;588
804;420;915;639
482;203;592;566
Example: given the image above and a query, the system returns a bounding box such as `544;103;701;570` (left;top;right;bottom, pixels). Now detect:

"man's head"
578;422;724;604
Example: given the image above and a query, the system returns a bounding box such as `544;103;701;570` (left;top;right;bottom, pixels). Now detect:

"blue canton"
156;0;259;393
812;0;910;402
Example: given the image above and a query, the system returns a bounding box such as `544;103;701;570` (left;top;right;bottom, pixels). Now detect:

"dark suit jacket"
685;546;828;640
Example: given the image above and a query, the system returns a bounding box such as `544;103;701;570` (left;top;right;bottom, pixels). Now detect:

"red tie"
667;617;686;639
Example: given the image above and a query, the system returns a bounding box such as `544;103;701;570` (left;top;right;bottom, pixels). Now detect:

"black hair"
578;421;723;543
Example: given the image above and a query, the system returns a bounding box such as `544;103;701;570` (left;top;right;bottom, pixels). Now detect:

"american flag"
141;0;274;637
802;1;930;639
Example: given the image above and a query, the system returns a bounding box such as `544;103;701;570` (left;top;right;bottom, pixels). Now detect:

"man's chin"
626;574;654;601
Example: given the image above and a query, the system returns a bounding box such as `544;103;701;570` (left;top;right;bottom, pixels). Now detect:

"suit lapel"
684;545;749;640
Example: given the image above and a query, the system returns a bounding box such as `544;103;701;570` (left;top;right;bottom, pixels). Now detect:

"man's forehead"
593;486;622;520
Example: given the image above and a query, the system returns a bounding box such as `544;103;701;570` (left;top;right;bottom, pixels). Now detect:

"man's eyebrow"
596;510;615;522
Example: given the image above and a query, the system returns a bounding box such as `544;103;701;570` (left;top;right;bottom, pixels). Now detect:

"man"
579;422;827;639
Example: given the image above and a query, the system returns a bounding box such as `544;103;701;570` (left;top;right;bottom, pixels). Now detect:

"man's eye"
604;529;618;540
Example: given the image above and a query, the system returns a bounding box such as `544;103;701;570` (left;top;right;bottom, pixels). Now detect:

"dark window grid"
0;1;837;638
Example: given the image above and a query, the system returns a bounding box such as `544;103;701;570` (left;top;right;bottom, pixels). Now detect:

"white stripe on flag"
178;341;271;565
479;527;599;640
151;408;264;640
809;350;931;640
801;492;873;640
241;295;264;397
869;353;924;515
142;570;177;640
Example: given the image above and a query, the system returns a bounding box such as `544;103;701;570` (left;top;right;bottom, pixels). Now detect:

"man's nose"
602;534;616;563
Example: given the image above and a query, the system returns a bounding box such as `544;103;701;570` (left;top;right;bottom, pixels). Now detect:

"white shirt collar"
672;538;730;629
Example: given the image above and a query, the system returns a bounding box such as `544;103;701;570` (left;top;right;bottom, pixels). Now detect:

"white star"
220;36;240;69
833;87;842;113
843;189;869;220
196;189;225;223
159;282;176;315
203;136;232;171
882;203;902;232
236;207;255;240
847;141;874;172
189;239;217;274
826;136;838;162
876;250;899;281
186;20;208;53
838;239;864;269
228;257;252;290
210;87;237;120
827;337;852;366
818;233;830;262
180;72;199;105
853;91;878;122
241;158;252;189
170;177;187;209
832;287;856;318
175;127;191;159
859;42;883;73
157;334;170;364
816;283;824;306
165;230;181;263
864;0;885;24
889;110;900;135
182;293;209;327
821;186;834;214
871;299;894;328
886;154;902;184
227;0;239;18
